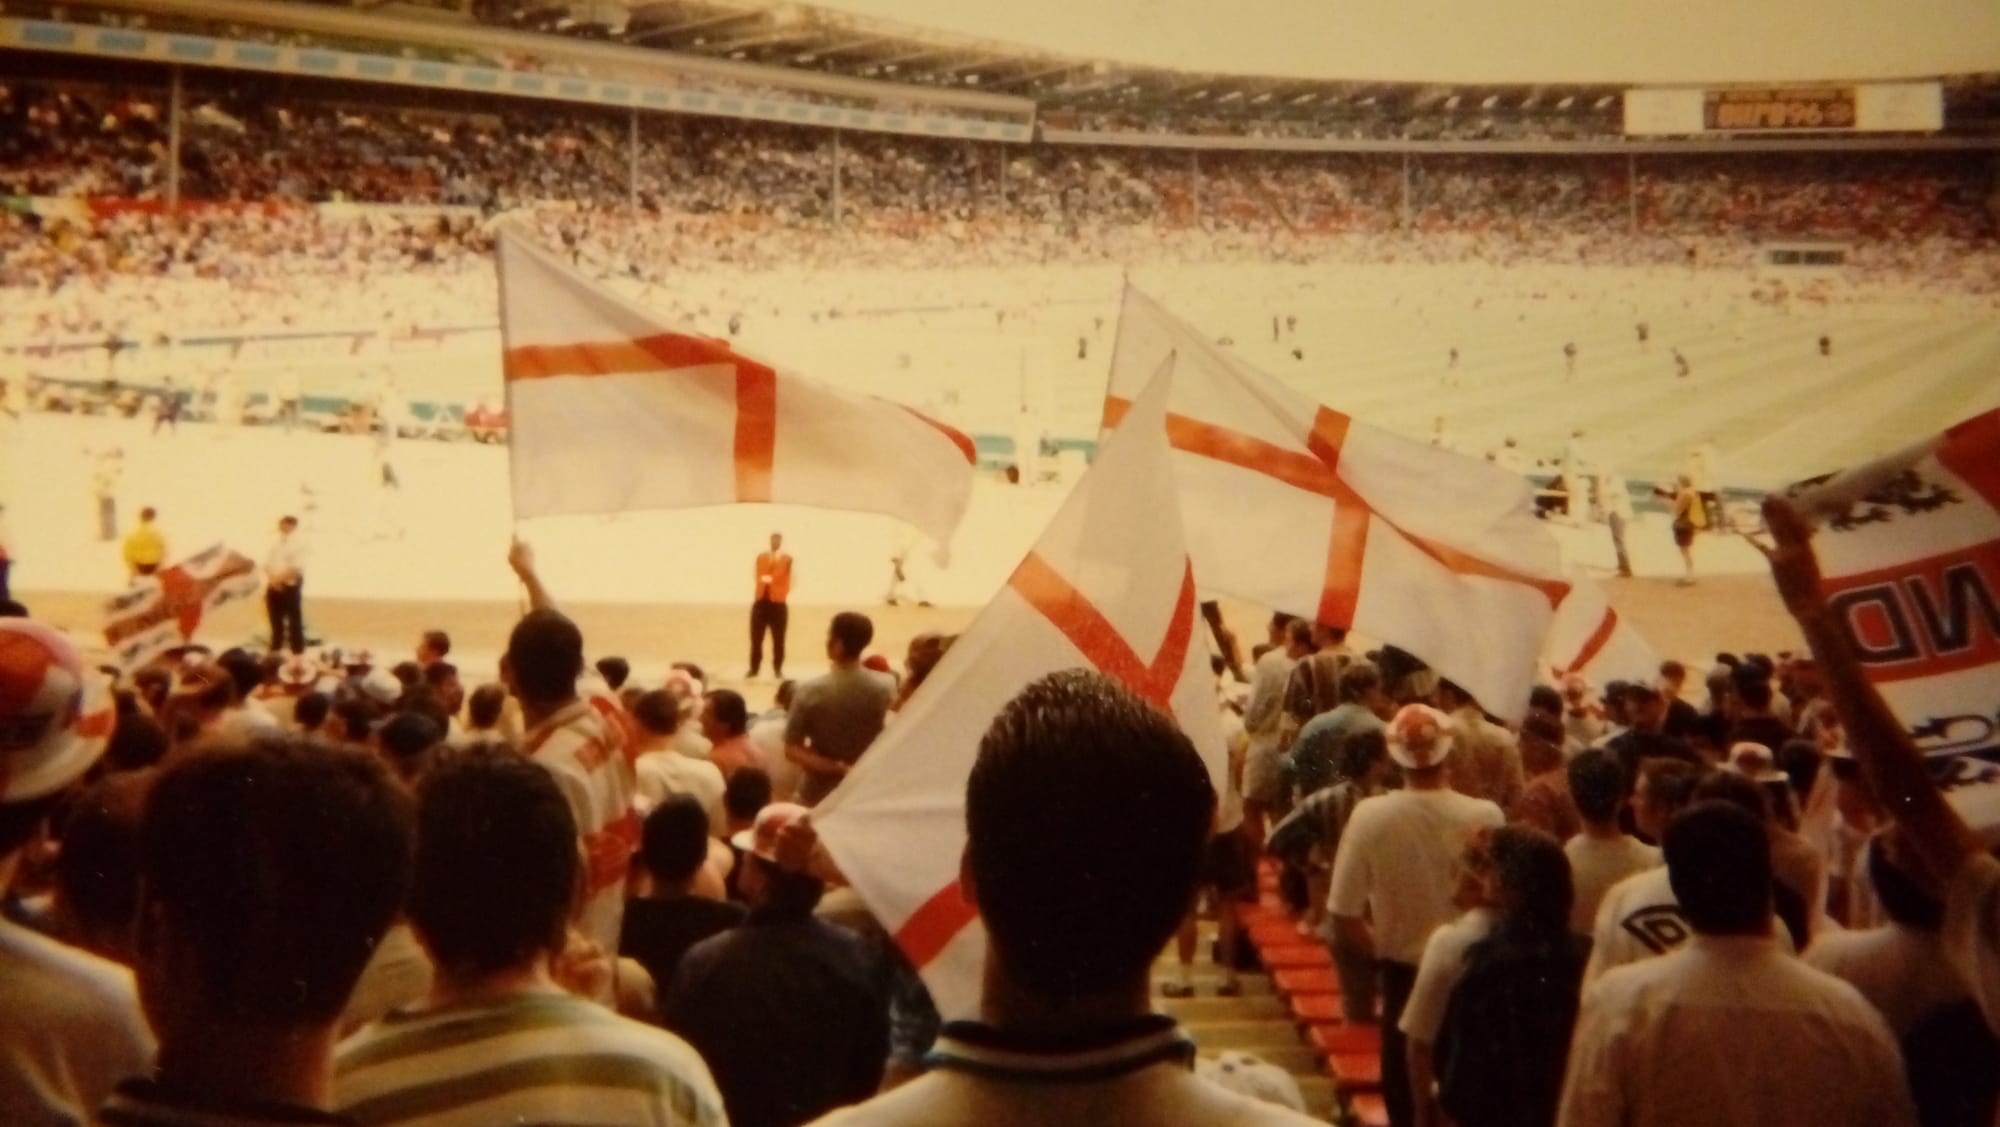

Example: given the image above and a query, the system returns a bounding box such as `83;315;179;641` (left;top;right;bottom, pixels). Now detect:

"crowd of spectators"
3;482;1999;1127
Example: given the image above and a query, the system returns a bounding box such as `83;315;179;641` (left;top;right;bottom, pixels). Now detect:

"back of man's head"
1664;800;1772;936
504;609;584;706
707;689;749;737
1527;684;1562;719
139;738;413;1026
966;670;1214;1000
829;612;874;661
1868;834;1945;932
632;689;680;737
594;656;631;692
1337;661;1381;705
724;766;772;825
1568;748;1626;825
215;648;263;705
641;794;712;887
466;683;507;730
1733;671;1774;712
409;747;577;982
1285;618;1316;653
377;710;444;784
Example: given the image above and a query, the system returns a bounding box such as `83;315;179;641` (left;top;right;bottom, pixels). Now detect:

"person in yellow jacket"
122;507;166;578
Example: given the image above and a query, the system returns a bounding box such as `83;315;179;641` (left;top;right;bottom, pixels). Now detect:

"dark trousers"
749;598;788;676
98;496;117;542
0;558;10;603
1380;959;1420;1127
266;583;305;655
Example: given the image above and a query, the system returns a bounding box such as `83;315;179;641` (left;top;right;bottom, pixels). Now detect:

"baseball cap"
730;801;810;863
1386;703;1455;770
0;620;115;803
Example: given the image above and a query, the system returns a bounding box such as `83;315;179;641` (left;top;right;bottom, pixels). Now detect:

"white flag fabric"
1105;287;1568;722
1542;568;1660;688
814;361;1225;1020
496;230;977;549
101;544;260;671
1781;406;2000;759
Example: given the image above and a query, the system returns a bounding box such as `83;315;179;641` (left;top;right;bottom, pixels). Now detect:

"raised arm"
508;538;557;613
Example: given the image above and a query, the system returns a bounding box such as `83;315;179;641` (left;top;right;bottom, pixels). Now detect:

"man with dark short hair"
336;749;724;1127
621;794;747;1004
414;630;450;670
785;612;893;806
264;515;308;655
101;737;411;1126
700;688;755;780
810;670;1318;1127
1558;802;1914;1127
1585;758;1704;981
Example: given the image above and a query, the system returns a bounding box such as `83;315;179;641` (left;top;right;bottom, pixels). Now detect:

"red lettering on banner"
1101;396;1568;626
1822;538;2000;682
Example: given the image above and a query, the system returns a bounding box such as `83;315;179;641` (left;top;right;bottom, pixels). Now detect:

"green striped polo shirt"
334;991;726;1127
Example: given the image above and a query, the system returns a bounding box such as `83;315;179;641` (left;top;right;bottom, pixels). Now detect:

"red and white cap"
0;620;115;802
731;801;811;864
1386;703;1455;771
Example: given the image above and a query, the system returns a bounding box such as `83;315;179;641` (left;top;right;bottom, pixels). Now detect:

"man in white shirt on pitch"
1329;704;1504;1127
263;514;309;655
1558;801;1914;1127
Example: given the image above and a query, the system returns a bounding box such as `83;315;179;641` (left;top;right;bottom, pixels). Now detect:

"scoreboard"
1702;87;1856;132
1625;82;1942;135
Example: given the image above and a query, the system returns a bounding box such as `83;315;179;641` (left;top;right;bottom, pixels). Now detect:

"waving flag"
1782;407;2000;759
1105;287;1567;722
1543;569;1660;688
814;361;1224;1019
102;544;260;671
496;230;976;550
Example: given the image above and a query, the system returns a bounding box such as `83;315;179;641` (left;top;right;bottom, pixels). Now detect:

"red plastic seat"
1290;993;1345;1023
1328;1051;1382;1091
1307;1022;1382;1057
1259;943;1333;969
1352;1093;1390;1127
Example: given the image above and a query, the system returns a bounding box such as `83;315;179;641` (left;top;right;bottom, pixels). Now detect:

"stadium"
2;1;2000;1122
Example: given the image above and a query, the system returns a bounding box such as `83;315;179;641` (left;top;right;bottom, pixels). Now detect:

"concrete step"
1160;993;1289;1023
1182;1019;1313;1052
1152;969;1274;995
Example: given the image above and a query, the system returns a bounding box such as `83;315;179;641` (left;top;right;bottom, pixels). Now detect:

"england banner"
1104;287;1568;722
1782;407;2000;759
496;230;976;551
814;361;1225;1019
1543;568;1660;688
102;544;261;671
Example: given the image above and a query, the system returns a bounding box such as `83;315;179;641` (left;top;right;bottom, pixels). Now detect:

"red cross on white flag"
812;358;1225;1019
1542;568;1660;688
1104;287;1570;721
495;229;977;552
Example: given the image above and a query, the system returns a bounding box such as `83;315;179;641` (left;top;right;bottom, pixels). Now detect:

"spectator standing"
785;612;892;806
621;795;747;1007
1563;749;1661;938
1584;759;1704;980
1;620;152;1127
93;447;122;544
1559;674;1605;750
749;532;792;680
263;514;308;655
101;738;412;1125
1241;615;1304;844
1557;802;1915;1127
1329;704;1505;1127
699;688;756;780
749;679;803;800
336;749;725;1127
664;802;887;1127
1439;679;1526;811
632;689;727;834
808;670;1319;1127
1509;713;1580;840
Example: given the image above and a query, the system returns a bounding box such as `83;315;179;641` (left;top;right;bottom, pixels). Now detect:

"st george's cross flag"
101;544;260;672
1781;406;2000;759
1103;287;1568;722
495;229;977;550
813;360;1226;1020
1542;568;1660;689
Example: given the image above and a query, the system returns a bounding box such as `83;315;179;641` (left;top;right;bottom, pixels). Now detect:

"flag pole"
493;225;528;614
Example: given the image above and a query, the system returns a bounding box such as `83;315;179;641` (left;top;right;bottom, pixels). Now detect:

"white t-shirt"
1399;907;1498;1044
1804;922;1974;1038
748;714;804;802
1328;788;1505;965
1565;834;1662;938
1584;867;1684;983
635;748;728;837
0;919;154;1126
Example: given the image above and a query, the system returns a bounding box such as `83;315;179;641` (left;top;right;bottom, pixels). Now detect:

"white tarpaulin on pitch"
495;229;977;552
1783;406;2000;759
1542;567;1661;688
814;361;1225;1020
101;544;260;671
1104;287;1568;722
